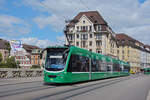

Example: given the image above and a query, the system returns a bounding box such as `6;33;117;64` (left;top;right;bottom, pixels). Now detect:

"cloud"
33;15;64;32
22;0;150;44
120;25;150;44
21;36;65;48
21;37;53;48
56;36;65;45
0;14;30;37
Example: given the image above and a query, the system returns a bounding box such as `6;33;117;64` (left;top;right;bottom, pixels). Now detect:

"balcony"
81;45;88;49
95;37;102;41
96;46;101;50
81;38;88;41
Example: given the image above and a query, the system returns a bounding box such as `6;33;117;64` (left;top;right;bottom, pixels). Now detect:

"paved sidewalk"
0;77;43;86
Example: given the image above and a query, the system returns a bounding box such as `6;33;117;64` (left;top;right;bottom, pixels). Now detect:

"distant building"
116;33;150;73
14;50;31;69
144;45;150;68
31;49;42;66
13;44;41;69
64;11;117;57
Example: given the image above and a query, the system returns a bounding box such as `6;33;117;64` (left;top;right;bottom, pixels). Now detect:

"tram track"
0;84;56;98
0;80;42;86
0;75;141;100
33;75;140;100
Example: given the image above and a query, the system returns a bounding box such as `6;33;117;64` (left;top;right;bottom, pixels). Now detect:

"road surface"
0;75;150;100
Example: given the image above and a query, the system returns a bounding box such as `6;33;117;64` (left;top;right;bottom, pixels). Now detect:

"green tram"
144;68;150;75
42;46;130;83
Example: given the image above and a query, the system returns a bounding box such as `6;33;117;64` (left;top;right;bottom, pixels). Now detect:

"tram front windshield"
45;48;69;71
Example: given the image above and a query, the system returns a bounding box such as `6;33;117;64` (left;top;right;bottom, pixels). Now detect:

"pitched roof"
23;44;39;51
0;39;9;49
116;33;146;50
145;45;150;49
116;33;135;41
116;33;143;44
68;11;107;27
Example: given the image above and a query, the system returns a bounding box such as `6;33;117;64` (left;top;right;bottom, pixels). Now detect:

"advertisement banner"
9;40;23;55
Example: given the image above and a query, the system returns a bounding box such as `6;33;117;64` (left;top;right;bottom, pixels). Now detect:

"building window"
96;41;102;47
117;50;119;54
81;41;87;47
89;41;92;46
122;50;124;54
77;26;79;32
96;34;102;40
90;34;92;38
98;25;101;31
81;34;88;40
86;26;88;31
89;26;92;31
83;20;85;23
83;26;85;31
76;42;79;46
77;34;79;38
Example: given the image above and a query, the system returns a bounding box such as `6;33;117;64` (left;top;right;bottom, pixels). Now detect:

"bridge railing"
0;68;44;78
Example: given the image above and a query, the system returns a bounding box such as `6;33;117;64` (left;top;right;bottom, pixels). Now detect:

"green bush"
0;52;2;63
5;56;17;68
0;56;18;68
30;65;41;69
0;62;9;68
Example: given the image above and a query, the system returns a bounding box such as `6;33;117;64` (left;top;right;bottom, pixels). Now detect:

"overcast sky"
0;0;149;48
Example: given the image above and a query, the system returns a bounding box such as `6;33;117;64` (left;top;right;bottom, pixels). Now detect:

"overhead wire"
79;0;91;11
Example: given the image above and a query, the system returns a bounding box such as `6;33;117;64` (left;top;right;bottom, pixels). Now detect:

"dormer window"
83;20;85;24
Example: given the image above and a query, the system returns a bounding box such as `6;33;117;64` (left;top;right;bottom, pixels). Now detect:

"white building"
65;11;117;57
14;50;31;69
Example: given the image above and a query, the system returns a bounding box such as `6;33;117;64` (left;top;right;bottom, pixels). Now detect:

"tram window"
68;54;89;72
91;59;103;72
92;59;98;72
123;65;130;72
107;65;111;71
113;63;121;71
101;62;107;72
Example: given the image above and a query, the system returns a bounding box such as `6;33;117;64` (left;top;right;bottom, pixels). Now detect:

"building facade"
12;44;40;69
31;49;42;66
145;45;150;68
14;50;31;69
116;33;141;73
116;33;150;73
65;11;117;57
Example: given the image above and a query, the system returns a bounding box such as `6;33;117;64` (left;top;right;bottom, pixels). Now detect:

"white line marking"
146;90;150;100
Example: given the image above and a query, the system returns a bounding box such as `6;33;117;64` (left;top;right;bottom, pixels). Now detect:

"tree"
5;42;11;55
0;52;2;63
6;56;17;68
